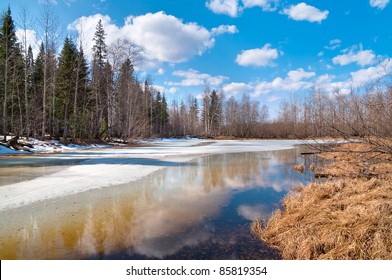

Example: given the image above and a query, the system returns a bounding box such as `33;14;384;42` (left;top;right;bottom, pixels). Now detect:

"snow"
26;139;109;153
0;139;306;211
0;145;26;155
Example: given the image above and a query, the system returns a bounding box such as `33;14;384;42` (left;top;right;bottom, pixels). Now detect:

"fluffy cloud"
325;39;341;50
227;61;391;100
16;29;42;58
370;0;390;9
332;48;376;67
314;59;392;95
242;0;279;12
211;25;239;35
223;68;315;97
206;0;279;16
68;12;235;65
205;0;242;17
235;44;279;67
223;82;254;96
254;68;315;95
153;85;179;94
350;59;392;85
168;69;229;87
123;12;214;63
316;74;336;85
282;2;329;23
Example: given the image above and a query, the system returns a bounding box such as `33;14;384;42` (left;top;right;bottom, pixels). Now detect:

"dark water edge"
0;147;318;260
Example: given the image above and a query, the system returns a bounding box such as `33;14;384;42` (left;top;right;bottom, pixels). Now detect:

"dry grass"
253;143;392;260
309;163;315;172
292;164;305;173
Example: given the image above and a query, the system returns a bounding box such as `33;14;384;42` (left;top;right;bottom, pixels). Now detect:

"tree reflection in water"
0;149;315;259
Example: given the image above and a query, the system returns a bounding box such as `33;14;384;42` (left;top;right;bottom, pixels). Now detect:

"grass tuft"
253;143;392;259
293;164;305;173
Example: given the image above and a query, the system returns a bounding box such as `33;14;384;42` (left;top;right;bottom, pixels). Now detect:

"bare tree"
37;1;61;138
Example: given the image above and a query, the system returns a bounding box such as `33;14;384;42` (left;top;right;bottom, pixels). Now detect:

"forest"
1;5;392;143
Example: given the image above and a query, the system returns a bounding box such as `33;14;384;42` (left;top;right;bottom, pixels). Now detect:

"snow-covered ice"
0;139;305;211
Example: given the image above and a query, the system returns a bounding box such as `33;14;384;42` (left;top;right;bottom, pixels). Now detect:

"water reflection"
0;148;313;259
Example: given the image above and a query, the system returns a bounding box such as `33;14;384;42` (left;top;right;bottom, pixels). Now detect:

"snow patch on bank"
0;145;26;155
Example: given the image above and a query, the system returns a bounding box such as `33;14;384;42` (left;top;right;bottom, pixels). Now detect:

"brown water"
0;148;316;259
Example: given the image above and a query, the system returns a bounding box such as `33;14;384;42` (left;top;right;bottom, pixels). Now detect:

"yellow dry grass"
292;164;305;173
252;143;392;260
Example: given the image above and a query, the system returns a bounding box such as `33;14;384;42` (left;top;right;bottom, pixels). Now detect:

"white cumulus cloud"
282;2;329;23
68;12;234;65
211;25;239;35
254;68;316;96
242;0;279;12
16;29;42;59
123;12;214;63
168;69;229;87
236;44;279;67
206;0;242;17
314;59;392;95
370;0;390;10
206;0;279;16
350;59;392;85
223;68;316;97
223;82;254;96
332;48;376;67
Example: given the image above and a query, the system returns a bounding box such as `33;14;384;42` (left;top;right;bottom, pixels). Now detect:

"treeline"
1;6;391;142
0;7;171;141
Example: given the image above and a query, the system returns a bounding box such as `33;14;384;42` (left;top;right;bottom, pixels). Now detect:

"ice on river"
0;139;304;211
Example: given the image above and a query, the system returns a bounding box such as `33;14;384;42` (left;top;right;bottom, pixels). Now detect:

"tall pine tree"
0;6;20;140
56;35;78;140
91;19;108;138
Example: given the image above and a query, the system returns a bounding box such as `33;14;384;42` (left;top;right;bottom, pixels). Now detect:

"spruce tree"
91;19;108;138
73;45;89;139
0;6;19;140
92;19;107;68
209;90;221;136
161;93;169;135
57;35;78;139
32;43;45;136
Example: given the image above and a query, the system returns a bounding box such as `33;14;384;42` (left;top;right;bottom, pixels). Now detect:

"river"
0;140;316;259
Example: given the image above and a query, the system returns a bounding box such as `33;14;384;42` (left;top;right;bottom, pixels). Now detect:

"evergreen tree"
91;19;108;138
152;90;162;134
26;45;34;94
0;6;20;139
189;97;199;136
209;90;222;136
22;44;34;137
32;43;45;136
103;61;113;137
144;79;153;135
161;93;169;135
201;93;210;136
115;58;133;138
73;45;89;139
56;35;78;139
92;19;107;68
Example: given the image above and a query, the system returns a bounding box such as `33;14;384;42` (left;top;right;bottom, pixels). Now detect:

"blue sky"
2;0;392;115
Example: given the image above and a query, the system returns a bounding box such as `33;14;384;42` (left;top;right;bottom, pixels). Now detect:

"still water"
0;148;315;259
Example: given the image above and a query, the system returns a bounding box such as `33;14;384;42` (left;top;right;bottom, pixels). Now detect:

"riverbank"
252;142;392;259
